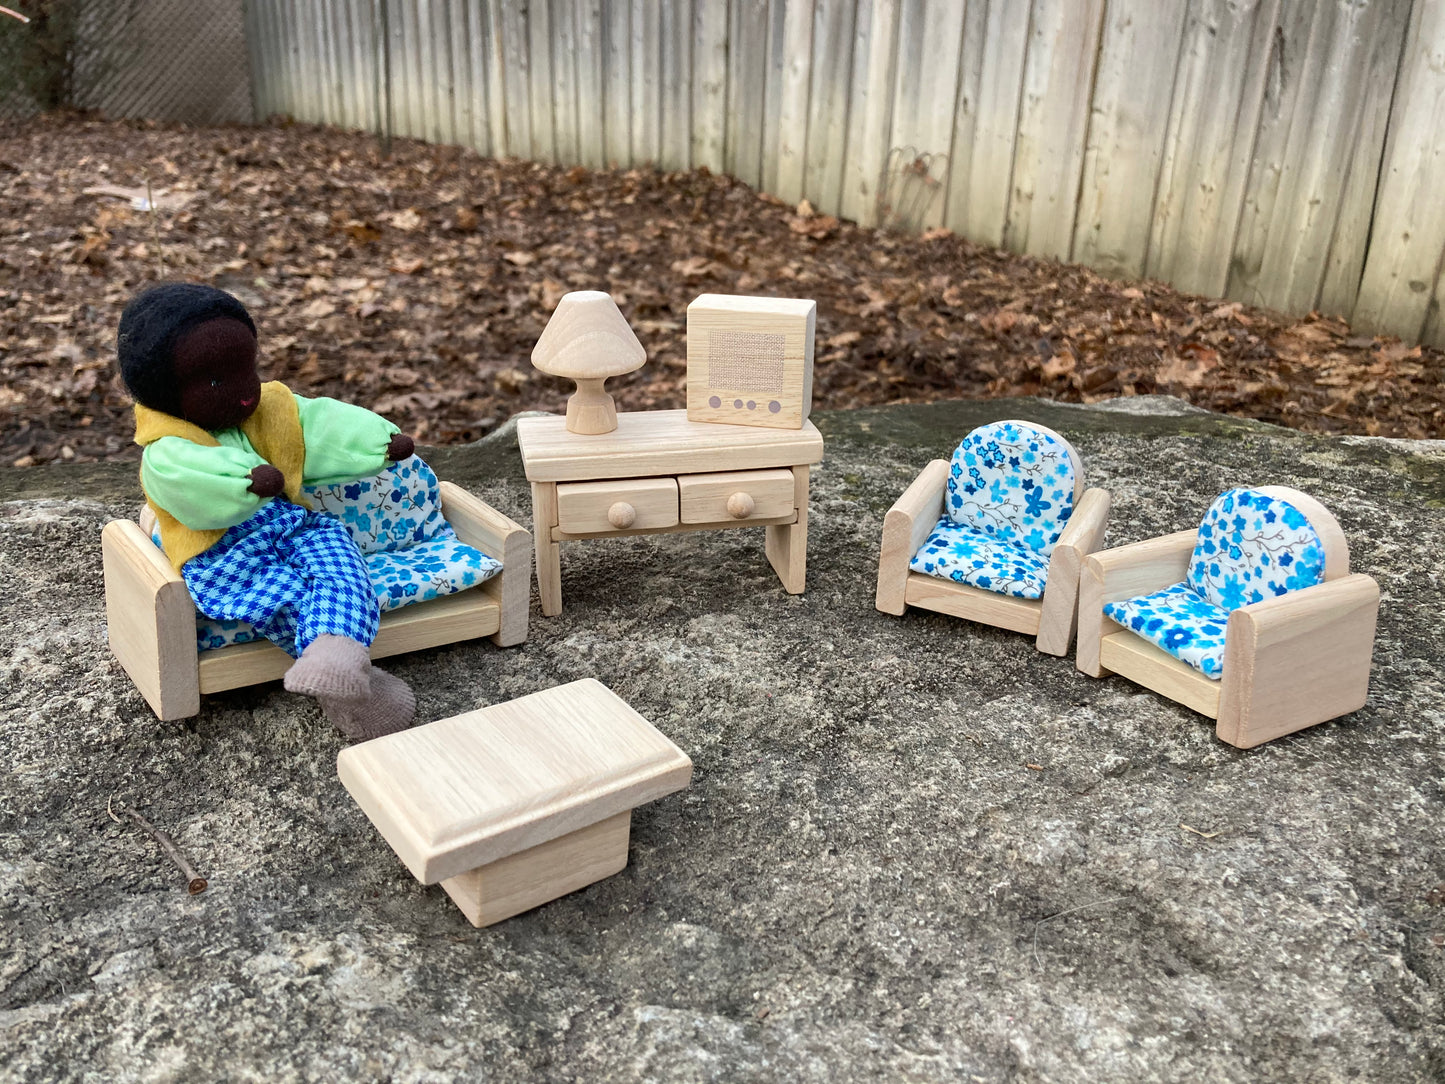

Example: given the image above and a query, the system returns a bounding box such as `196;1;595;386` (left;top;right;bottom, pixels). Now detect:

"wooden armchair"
1076;485;1379;748
875;420;1110;655
103;459;531;722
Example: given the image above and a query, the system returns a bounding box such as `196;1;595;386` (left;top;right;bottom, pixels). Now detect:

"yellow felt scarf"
134;381;308;571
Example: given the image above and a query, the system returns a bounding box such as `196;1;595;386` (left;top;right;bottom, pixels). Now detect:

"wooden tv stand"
516;410;825;616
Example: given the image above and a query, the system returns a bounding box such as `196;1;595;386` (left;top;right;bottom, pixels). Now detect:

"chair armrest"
101;519;200;720
875;459;949;614
1077;528;1196;677
1085;528;1197;603
1036;487;1111;656
1056;487;1110;555
440;481;531;647
1218;573;1380;748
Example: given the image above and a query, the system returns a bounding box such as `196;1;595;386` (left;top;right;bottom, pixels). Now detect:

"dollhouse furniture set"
102;286;1382;927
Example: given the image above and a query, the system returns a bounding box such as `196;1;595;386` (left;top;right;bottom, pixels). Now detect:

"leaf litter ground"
2;114;1441;467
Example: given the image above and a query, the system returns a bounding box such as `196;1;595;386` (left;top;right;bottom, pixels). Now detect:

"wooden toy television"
686;294;816;430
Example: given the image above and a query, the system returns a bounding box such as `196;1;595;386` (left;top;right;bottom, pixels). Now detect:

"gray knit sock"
319;666;416;741
283;634;372;701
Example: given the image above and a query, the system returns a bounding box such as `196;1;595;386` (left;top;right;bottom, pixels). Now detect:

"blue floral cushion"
304;455;451;554
945;421;1079;557
909;516;1051;599
1187;488;1326;611
366;534;503;613
177;456;503;653
1102;582;1230;679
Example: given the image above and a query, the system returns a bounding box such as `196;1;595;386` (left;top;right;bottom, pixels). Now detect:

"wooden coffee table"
517;409;825;615
337;679;693;927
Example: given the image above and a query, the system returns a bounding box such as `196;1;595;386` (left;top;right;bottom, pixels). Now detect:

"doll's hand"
248;464;285;498
386;433;415;462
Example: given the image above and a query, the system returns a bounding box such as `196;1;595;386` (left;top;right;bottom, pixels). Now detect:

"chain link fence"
1;0;253;129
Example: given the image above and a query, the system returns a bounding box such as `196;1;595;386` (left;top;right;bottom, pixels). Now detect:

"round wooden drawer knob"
726;492;756;519
607;501;637;529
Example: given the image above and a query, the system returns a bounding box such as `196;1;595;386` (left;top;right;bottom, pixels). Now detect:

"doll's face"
171;317;263;430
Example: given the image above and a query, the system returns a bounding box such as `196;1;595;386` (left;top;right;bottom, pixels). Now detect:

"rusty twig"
108;797;207;894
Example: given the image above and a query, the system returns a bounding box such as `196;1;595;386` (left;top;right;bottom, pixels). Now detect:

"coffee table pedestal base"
439;811;632;927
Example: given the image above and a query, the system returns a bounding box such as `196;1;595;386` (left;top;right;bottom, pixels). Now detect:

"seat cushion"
1102;582;1230;679
945;421;1079;557
365;532;503;611
1187;487;1327;611
909;516;1052;600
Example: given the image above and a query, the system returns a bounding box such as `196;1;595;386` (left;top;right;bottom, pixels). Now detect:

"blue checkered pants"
183;500;379;658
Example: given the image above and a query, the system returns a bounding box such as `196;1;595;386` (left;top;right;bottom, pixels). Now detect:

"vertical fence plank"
691;0;729;172
632;0;662;164
463;0;490;155
433;0;461;146
727;0;770;187
803;0;857;213
1146;0;1282;299
839;0;899;226
1003;0;1105;259
1319;0;1413;320
319;0;341;123
758;0;789;195
332;0;356;128
576;0;606;167
885;0;965;230
553;0;581;164
391;0;417;138
957;0;1031;246
1354;0;1445;344
343;0;373;132
528;0;557;161
480;0;508;156
500;0;531;157
774;0;815;205
246;0;274;119
604;0;633;165
1071;0;1188;277
288;0;316;122
447;0;474;150
838;0;873;223
659;0;692;169
939;0;987;232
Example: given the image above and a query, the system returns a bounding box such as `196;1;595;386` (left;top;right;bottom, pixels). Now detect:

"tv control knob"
607;501;637;529
726;492;755;519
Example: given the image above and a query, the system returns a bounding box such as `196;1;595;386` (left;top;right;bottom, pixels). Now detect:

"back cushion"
304;455;451;555
1187;487;1327;610
945;421;1079;556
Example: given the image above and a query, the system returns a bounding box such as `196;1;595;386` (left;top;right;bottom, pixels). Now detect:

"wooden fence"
244;0;1445;350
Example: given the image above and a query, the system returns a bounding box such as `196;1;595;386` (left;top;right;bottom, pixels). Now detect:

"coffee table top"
337;679;693;884
517;409;824;482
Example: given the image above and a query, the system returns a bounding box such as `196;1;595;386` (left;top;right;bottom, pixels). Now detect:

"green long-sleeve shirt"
140;393;399;531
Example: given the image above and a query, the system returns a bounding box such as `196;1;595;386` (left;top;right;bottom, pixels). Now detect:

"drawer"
556;477;678;533
677;469;796;524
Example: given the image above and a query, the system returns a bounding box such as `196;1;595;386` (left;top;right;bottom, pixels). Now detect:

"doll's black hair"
116;283;257;417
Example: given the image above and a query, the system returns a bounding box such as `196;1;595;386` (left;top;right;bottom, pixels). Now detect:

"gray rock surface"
1;397;1442;1083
